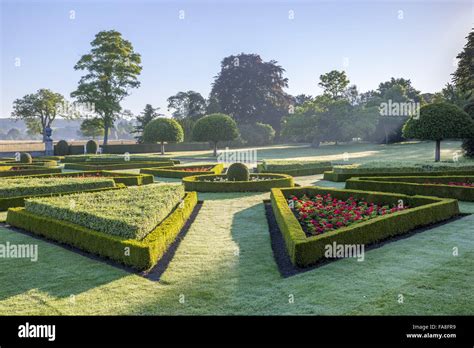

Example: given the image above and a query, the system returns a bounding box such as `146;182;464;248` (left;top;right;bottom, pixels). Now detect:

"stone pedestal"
45;139;54;156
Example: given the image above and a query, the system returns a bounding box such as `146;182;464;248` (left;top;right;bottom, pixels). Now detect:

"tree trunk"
435;140;441;162
213;142;218;157
103;123;109;147
311;137;320;148
161;142;165;155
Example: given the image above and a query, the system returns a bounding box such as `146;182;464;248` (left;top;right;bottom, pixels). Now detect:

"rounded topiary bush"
20;152;32;164
56;139;69;156
86;140;98;154
227;163;250;181
192;113;239;156
142;118;184;155
239;122;275;146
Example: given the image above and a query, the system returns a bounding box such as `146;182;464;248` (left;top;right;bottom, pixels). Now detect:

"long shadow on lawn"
0;226;128;301
0;200;203;302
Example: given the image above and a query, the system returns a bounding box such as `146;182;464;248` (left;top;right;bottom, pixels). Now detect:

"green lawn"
0;141;473;315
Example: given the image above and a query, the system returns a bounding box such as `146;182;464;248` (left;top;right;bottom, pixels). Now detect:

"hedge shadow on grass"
263;201;471;278
0;225;127;301
0;200;203;300
143;202;203;281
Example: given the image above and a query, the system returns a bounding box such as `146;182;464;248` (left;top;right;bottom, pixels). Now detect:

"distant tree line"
9;28;473;159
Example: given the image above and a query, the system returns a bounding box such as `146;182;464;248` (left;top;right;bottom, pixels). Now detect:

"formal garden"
0;137;473;316
0;21;472;320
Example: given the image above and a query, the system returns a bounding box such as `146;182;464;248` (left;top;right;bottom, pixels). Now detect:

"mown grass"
0;142;473;315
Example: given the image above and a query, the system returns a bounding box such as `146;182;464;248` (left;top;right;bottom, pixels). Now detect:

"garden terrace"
257;159;332;176
63;161;175;171
10;170;154;186
0;165;62;177
6;185;197;270
0;177;120;211
346;176;474;201
183;173;294;192
140;163;224;178
271;186;460;267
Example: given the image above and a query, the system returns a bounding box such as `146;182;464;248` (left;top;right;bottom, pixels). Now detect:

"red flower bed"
289;193;407;236
428;181;474;187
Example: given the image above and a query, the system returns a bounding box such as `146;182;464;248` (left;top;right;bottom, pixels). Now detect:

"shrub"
11;170;154;187
25;185;185;240
55;140;70;156
239;122;275;146
462;101;474;158
0;166;62;177
86;140;99;154
0;177;115;198
227;163;250;181
192;113;239;156
345;176;474;202
257;159;333;176
64;161;174;171
402;103;474;161
7;192;197;270
183;174;294;192
20;153;32;164
271;187;460;267
140;164;224;178
142;118;184;155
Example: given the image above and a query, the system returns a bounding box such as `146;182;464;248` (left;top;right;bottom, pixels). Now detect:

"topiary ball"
20;152;32;164
56;140;69;156
226;162;250;181
86;140;99;154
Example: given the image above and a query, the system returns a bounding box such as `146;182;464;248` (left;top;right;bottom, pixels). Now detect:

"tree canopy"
142;117;184;154
133;104;161;143
209;53;291;131
11;88;66;142
192;113;239;156
403;103;474;161
71;30;142;146
167;91;207;119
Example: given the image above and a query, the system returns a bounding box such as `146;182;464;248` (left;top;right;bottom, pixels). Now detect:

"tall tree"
294;94;314;107
403;103;474;162
11;89;65;142
167;91;207;119
71;30;142;146
133;104;161;143
453;29;474;157
377;77;421;102
209;53;291;131
79;118;104;139
318;70;350;99
452;29;473;100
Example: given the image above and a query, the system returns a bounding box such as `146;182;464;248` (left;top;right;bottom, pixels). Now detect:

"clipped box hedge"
12;170;154;186
1;160;58;167
0;166;62;177
346;176;474;201
64;161;175;171
271;186;460;267
141;163;224;178
62;154;180;164
25;185;186;240
257;160;332;177
7;191;198;270
323;169;474;182
0;184;124;211
0;177;116;198
183;173;294;192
